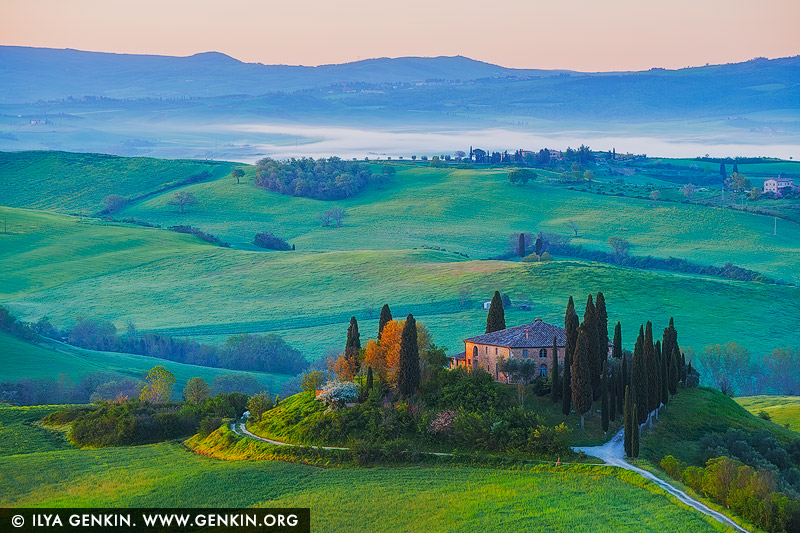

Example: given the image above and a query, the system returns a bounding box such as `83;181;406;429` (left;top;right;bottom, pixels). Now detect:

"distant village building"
763;176;795;195
482;301;492;310
449;319;613;382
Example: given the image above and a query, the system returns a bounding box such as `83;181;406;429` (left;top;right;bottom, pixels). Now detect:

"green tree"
231;168;245;184
582;294;601;396
139;365;175;403
669;346;680;396
601;360;609;435
485;291;506;333
644;321;659;423
618;354;627;414
508;168;537;186
430;156;445;168
247;392;273;423
378;304;392;341
397;314;420;397
609;366;617;422
631;326;649;425
518;233;526;258
624;384;632;457
551;335;560;405
167;190;198;213
366;366;374;391
571;325;593;433
563;297;578;418
182;377;210;404
302;370;325;395
659;340;668;409
596;292;609;359
612;321;622;359
345;316;361;373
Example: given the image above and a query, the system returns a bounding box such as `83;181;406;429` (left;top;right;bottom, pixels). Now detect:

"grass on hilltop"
735;396;800;432
0;405;73;457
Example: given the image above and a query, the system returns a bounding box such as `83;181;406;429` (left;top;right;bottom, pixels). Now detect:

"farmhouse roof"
449;352;466;360
464;319;566;348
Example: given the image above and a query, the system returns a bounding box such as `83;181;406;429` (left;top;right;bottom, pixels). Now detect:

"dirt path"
573;428;748;533
230;421;348;450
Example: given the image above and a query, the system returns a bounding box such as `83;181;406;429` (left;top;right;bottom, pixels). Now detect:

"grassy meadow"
2;205;800;363
735;396;800;432
0;404;726;531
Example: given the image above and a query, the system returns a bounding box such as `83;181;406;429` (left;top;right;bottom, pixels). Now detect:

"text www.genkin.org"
1;508;311;532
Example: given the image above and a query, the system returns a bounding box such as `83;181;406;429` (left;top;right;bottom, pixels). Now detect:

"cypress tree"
668;345;679;395
366;366;374;391
596;291;609;358
612;321;622;359
601;361;609;435
631;404;640;461
518;233;526;258
551;335;560;405
680;350;687;383
617;355;626;415
397;314;420;397
583;294;601;397
345;316;361;373
572;325;593;434
561;345;572;419
624;385;632;457
485;291;506;333
659;340;669;408
609;366;617;422
631;325;649;425
378;304;392;341
644;321;659;424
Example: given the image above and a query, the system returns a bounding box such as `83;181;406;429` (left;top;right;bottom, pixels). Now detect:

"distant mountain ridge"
0;46;577;102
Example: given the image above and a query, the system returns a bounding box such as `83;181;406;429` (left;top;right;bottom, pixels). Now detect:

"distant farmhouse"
763;175;796;195
449;318;612;382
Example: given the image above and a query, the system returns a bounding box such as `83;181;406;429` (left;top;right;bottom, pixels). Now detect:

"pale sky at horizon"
1;0;799;71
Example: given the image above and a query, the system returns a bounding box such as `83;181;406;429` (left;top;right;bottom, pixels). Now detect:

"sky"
1;0;799;71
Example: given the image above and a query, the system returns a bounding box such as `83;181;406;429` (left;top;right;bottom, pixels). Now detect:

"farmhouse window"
539;348;547;358
522;349;528;358
539;364;547;377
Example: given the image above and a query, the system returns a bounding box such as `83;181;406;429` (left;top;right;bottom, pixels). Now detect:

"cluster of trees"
317;206;348;227
693;344;800;396
507;168;538;186
536;233;778;284
254;157;372;200
253;231;292;251
661;454;800;532
168;225;229;247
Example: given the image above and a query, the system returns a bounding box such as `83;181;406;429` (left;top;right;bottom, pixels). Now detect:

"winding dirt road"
573;429;748;532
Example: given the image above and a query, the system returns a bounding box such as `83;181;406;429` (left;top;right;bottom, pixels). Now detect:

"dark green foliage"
378;304;392;341
609;366;617;422
595;291;609;359
518;233;526;258
624;385;632;457
168;225;230;247
572;325;593;432
618;355;627;414
221;334;307;374
561;347;572;418
253;231;291;251
345;316;361;373
582;295;601;396
485;291;506;333
551;335;560;405
366;366;374;391
631;404;639;459
631;326;649;425
421;367;507;412
644;321;660;415
563;296;578;415
612;321;622;359
669;345;680;396
254;157;372;200
601;361;609;434
535;235;543;256
659;340;669;407
397;314;420;397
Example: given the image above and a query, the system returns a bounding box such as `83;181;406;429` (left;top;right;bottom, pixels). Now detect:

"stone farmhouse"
449;318;612;382
763;176;795;195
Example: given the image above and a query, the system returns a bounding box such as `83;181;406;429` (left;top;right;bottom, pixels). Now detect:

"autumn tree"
397;314;420;397
140;365;176;403
378;304;392;341
572;326;593;433
485;290;506;333
168;191;198;213
182;377;210;404
301;370;325;394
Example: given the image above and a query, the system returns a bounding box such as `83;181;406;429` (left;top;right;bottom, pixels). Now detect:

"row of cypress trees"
344;304;421;398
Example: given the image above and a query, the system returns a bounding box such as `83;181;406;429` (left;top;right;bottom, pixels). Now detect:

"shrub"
253;231;291;251
302;371;326;395
540;252;553;261
316;381;359;409
198;416;223;438
522;253;539;262
168;225;230;247
660;455;685;479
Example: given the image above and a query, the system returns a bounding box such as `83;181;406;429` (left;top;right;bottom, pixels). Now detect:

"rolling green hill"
2;205;799;362
735;396;800;432
0;151;234;213
0;331;291;399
